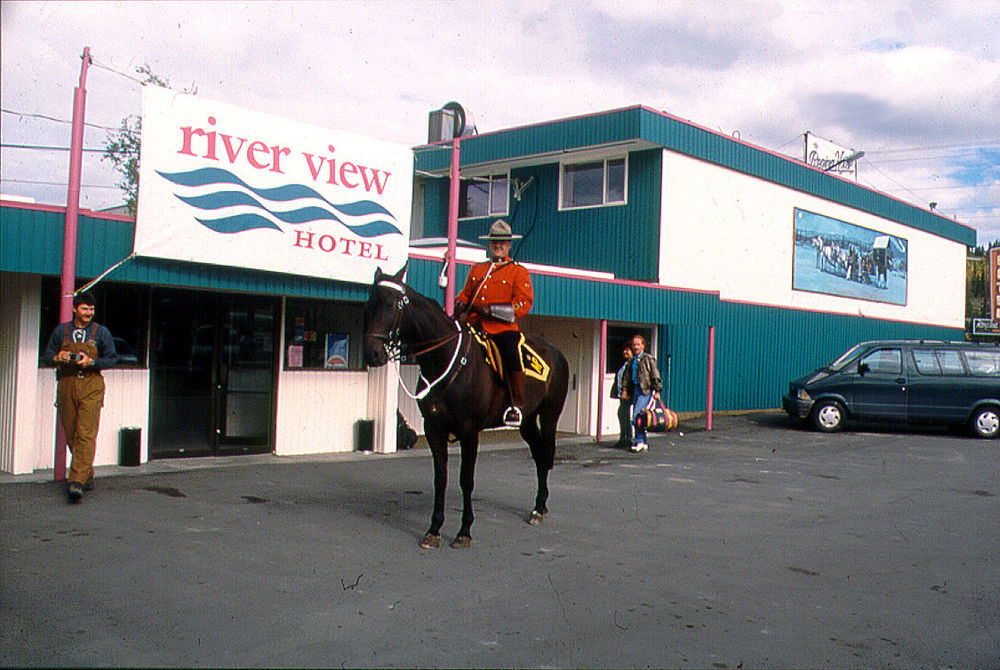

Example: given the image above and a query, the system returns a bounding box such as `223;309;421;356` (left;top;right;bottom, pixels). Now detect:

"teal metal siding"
415;107;644;174
421;149;662;280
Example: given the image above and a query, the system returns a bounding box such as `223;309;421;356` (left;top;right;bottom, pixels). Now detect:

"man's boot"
503;370;526;427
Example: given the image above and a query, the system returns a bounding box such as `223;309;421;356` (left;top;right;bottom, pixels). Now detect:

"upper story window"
560;156;627;209
459;173;508;219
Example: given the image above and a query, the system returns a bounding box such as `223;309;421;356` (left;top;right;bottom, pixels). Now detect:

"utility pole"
55;46;92;481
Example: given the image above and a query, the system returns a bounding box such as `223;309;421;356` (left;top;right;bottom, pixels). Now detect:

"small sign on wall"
324;333;349;369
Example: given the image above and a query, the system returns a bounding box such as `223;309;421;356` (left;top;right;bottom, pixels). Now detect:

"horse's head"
363;265;408;367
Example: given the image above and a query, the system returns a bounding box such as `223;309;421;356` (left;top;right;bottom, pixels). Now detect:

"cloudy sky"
2;0;998;244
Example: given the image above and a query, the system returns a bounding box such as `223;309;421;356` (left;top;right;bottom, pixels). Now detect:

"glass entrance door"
149;289;278;458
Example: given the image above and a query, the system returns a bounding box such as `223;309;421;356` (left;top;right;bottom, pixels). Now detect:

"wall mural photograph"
792;207;908;305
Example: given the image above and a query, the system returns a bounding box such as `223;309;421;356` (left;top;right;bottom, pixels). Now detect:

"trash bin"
355;419;374;452
119;427;141;467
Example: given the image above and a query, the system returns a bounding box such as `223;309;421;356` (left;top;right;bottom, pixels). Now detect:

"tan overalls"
56;327;106;485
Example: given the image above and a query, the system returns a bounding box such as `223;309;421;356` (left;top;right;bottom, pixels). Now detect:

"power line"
89;58;149;86
2;143;109;153
1;107;121;131
1;177;120;190
868;152;998;165
880;183;997;192
865;139;1000;155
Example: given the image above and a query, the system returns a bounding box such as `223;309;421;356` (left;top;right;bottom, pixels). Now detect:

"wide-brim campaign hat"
479;219;522;241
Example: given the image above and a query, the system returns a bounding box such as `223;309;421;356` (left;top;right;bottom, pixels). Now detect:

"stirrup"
503;406;522;427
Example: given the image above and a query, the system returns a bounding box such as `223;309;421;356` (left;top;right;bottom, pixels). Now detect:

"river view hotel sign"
136;87;413;283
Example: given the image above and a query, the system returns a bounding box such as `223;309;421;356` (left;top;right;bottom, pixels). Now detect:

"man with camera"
44;291;118;503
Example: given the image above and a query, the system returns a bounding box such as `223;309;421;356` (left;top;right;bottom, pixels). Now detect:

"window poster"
287;345;304;368
792;208;908;305
324;333;349;369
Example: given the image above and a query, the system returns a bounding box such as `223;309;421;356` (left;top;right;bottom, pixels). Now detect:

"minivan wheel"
812;400;845;433
969;407;1000;439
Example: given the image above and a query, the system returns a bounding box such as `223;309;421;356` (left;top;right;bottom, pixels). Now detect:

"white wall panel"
659;150;966;328
275;370;368;455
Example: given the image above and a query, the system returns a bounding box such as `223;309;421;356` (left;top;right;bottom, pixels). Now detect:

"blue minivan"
783;340;1000;438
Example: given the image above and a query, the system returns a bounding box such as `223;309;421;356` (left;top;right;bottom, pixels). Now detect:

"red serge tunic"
456;257;534;335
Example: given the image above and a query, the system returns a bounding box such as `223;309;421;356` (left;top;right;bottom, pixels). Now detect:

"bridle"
368;279;468;401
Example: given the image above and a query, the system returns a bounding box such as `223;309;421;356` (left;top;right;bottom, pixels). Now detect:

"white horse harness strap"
377;279;468;401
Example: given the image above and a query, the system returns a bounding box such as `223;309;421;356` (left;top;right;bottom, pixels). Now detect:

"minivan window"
963;350;1000;376
829;343;867;371
859;348;902;374
914;349;965;375
913;350;940;375
937;350;966;375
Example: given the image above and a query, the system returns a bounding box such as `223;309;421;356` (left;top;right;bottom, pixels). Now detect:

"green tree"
101;65;196;216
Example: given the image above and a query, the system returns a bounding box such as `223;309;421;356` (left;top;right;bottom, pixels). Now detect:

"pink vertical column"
444;137;460;315
706;325;715;431
55;46;91;481
596;320;607;442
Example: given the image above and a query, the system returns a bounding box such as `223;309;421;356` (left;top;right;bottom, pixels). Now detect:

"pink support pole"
55;46;91;481
444;137;460;314
596;319;607;442
706;325;715;431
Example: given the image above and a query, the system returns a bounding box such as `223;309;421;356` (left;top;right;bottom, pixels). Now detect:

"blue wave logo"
156;167;403;237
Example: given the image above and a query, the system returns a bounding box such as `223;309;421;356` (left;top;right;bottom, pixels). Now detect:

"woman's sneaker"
630;442;648;453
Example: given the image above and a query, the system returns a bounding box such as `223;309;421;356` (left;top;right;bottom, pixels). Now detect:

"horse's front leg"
421;430;449;549
450;434;479;548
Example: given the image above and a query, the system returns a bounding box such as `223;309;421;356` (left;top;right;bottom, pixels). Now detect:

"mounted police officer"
455;219;534;427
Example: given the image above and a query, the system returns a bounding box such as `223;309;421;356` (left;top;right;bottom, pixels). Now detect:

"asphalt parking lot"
2;412;998;668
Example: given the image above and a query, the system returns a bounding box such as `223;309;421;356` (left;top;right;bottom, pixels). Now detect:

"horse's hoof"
528;510;545;526
420;533;441;548
450;535;472;549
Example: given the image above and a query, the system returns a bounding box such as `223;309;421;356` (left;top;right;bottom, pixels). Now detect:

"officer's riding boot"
503;370;526;427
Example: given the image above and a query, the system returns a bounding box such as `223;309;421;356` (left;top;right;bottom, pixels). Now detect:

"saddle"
469;329;550;382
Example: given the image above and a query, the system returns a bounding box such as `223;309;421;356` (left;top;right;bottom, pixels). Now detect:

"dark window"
38;278;148;367
283;298;366;370
561;156;628;209
604;325;654;374
459;173;508;219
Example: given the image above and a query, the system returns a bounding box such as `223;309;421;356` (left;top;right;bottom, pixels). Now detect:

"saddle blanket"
471;330;550;382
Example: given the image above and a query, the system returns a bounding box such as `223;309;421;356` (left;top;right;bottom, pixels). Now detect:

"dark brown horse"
363;266;569;548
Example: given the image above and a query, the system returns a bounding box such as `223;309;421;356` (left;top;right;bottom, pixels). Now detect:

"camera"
69;352;85;363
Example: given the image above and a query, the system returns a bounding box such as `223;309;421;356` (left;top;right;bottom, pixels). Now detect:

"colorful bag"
634;395;678;432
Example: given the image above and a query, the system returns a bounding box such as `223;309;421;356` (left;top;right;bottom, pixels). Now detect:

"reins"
372;279;470;401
